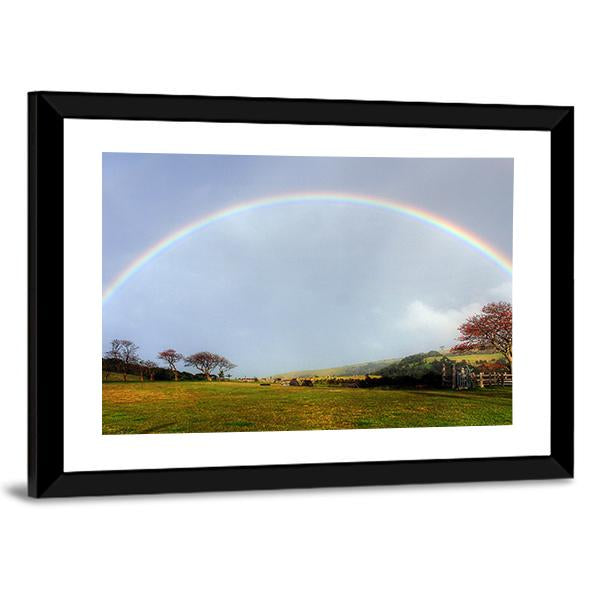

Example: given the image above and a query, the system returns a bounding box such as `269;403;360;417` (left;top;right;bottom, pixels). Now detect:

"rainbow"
103;192;512;303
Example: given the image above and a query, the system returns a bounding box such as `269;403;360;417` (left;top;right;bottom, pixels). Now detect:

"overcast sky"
103;153;513;377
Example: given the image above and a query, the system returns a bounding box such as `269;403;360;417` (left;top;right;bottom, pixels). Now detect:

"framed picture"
28;92;573;497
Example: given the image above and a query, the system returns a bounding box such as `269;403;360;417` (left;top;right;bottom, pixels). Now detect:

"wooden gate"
441;363;474;390
441;364;511;389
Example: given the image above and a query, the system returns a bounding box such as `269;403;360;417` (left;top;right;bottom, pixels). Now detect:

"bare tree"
135;358;145;381
158;349;183;381
216;356;237;379
141;360;158;381
120;340;139;382
105;339;139;382
104;339;122;366
184;352;226;381
104;339;124;381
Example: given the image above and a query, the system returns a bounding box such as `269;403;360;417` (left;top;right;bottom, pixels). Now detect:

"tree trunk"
173;368;178;382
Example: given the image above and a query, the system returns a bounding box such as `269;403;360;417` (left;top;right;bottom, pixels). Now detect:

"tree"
140;360;158;381
103;340;122;375
104;339;139;382
135;358;145;381
184;352;234;381
216;356;237;378
157;349;183;381
451;302;512;370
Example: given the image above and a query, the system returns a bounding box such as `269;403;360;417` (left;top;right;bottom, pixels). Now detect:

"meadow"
102;380;512;434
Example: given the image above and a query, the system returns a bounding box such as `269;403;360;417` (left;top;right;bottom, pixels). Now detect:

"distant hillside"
425;351;503;365
273;349;504;379
377;351;444;378
378;350;505;378
273;357;403;379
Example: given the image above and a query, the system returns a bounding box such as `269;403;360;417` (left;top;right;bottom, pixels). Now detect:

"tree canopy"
451;302;512;370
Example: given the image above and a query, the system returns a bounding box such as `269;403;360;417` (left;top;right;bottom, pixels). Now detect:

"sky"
103;154;513;377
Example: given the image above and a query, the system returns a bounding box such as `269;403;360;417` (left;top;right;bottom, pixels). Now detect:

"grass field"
102;381;512;434
103;371;144;382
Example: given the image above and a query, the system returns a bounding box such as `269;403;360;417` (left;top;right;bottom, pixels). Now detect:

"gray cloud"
103;154;513;376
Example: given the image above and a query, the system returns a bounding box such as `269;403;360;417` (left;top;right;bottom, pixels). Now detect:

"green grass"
102;381;512;435
103;371;143;382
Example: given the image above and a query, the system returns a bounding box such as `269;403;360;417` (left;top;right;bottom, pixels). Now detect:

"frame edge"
549;106;574;477
27;92;574;497
28;92;66;497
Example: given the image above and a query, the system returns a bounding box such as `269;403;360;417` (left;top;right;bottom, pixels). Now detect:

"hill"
424;351;502;365
273;357;403;379
273;349;504;379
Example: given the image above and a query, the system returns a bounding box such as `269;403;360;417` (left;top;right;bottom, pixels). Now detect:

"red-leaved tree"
452;301;512;371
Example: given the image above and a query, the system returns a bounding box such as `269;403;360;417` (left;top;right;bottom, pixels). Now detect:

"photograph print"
102;153;513;435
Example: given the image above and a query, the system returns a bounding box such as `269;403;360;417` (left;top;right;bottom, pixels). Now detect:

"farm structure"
442;363;512;390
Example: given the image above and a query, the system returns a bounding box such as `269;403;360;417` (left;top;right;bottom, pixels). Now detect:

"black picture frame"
28;92;574;498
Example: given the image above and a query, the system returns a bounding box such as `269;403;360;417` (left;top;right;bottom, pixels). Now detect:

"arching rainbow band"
103;192;512;303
